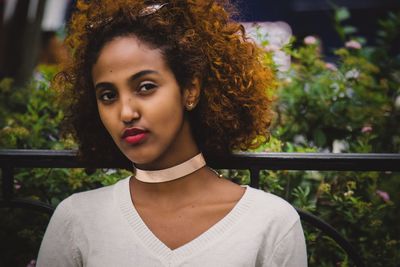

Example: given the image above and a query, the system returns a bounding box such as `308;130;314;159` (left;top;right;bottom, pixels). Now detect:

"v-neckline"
115;176;254;263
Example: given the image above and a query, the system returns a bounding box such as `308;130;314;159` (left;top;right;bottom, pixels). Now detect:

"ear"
183;77;201;111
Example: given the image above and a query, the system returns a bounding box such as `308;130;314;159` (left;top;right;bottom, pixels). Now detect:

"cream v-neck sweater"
37;177;307;267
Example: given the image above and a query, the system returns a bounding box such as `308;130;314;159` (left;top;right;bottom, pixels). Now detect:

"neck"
134;121;199;171
130;166;216;207
133;152;206;183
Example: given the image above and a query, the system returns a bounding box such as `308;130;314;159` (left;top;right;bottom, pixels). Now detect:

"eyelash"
98;90;116;103
97;81;157;103
138;81;157;93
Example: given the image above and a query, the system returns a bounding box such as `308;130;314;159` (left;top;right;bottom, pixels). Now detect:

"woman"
37;0;307;266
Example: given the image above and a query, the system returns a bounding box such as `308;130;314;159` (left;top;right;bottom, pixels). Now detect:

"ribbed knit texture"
117;178;254;264
37;176;307;267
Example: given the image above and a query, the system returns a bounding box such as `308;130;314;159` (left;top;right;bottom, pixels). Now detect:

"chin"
121;148;159;166
123;153;150;165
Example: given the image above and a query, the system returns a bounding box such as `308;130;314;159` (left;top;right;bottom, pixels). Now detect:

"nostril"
120;100;140;124
121;109;140;125
123;118;135;125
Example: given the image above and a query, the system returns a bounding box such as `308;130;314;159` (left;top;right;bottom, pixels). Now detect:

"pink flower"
264;44;280;52
14;180;21;190
26;259;36;267
376;190;390;202
361;125;373;133
345;40;362;49
325;62;338;71
304;36;317;45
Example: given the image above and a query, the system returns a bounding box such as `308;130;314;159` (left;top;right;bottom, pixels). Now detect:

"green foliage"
275;11;400;153
0;66;64;149
0;208;49;267
333;6;357;40
256;8;400;267
0;66;130;266
0;8;399;267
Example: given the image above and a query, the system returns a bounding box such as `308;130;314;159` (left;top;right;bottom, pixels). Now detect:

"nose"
120;96;140;125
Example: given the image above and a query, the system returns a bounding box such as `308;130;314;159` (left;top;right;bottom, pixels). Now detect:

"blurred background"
1;0;400;84
1;1;400;266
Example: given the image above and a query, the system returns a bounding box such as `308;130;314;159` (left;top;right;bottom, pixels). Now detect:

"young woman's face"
92;36;197;168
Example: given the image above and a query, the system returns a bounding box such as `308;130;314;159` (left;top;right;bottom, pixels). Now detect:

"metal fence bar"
2;166;14;201
209;152;400;171
297;209;365;267
2;149;400;267
0;198;54;215
249;167;260;189
1;149;399;171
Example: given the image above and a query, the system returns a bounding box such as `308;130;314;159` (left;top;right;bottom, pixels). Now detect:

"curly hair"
54;0;276;166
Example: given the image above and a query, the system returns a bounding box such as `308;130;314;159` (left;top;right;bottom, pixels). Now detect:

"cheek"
149;96;184;132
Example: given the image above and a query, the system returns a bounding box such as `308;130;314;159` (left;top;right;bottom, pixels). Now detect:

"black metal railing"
1;149;400;267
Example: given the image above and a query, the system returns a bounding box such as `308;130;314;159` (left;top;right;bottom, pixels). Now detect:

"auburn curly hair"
55;0;276;167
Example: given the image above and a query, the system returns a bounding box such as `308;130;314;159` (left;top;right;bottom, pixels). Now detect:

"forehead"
91;36;168;81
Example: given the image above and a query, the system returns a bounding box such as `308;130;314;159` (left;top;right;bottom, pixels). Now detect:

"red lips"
122;127;149;145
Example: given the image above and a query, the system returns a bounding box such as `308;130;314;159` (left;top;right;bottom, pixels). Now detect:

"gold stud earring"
186;102;195;110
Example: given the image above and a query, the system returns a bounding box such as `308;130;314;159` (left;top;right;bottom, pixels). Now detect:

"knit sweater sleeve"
267;219;308;267
36;196;82;267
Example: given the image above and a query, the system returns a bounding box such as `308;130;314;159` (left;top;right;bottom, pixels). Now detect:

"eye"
137;81;157;94
98;90;117;103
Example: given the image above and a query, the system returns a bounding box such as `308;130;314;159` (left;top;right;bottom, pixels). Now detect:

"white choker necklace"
133;153;206;183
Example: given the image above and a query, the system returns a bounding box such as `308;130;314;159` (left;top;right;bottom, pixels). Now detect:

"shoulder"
246;186;299;221
243;187;307;265
70;182;114;203
249;188;308;266
55;176;129;220
67;184;113;210
242;187;301;238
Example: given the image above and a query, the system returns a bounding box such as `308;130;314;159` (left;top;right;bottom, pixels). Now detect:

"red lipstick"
122;127;149;145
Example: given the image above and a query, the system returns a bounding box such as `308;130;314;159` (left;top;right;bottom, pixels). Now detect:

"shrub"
0;8;399;267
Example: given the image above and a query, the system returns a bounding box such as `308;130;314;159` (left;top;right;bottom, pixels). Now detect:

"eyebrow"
129;70;159;83
94;70;159;91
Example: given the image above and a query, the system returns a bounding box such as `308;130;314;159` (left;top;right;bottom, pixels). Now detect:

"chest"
135;202;236;250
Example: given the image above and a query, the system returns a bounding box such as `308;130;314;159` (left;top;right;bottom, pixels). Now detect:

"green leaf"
335;7;350;22
313;129;327;147
343;26;357;35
